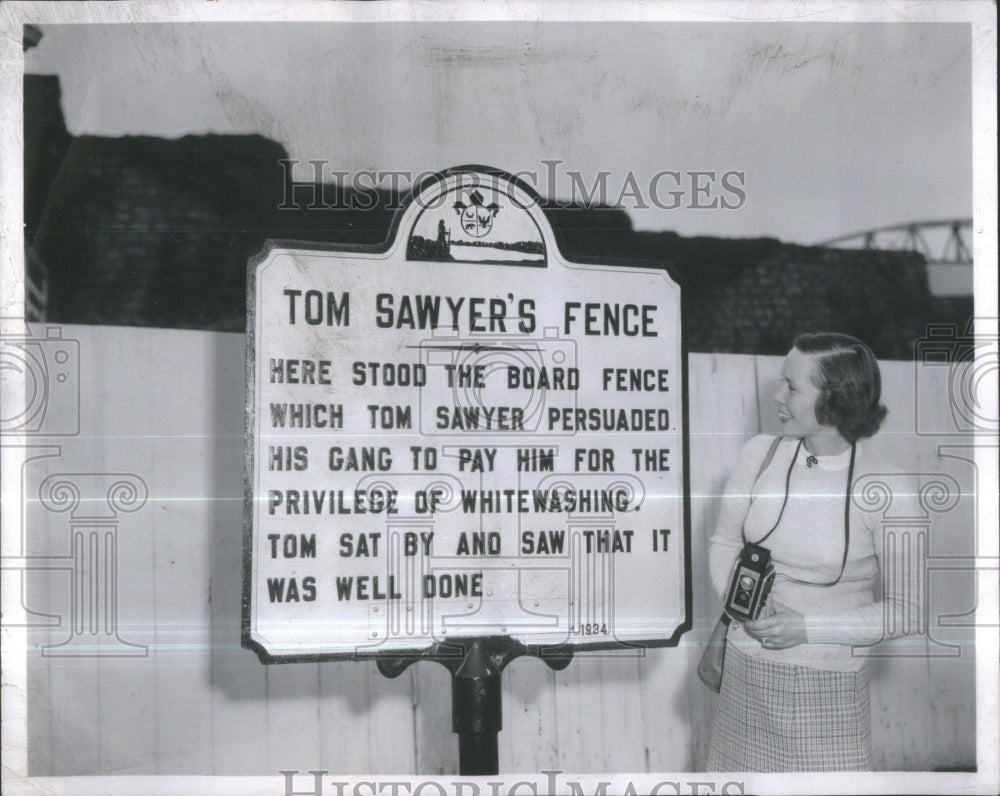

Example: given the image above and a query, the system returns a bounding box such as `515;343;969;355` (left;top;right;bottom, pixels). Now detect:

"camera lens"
740;575;754;589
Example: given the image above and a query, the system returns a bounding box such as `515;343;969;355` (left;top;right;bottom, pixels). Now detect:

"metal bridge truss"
820;218;973;265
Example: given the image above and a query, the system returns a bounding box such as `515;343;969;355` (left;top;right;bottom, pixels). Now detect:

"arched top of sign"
405;169;547;266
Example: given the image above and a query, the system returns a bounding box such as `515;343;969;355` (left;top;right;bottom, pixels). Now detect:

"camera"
914;319;999;435
725;542;775;622
0;322;80;436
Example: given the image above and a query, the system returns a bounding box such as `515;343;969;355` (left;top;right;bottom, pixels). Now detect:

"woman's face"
774;348;830;438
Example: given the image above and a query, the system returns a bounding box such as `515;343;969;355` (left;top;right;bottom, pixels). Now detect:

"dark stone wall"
30;131;296;329
545;216;951;360
25;75;970;358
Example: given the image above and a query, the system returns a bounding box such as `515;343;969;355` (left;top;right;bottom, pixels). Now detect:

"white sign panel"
244;168;690;661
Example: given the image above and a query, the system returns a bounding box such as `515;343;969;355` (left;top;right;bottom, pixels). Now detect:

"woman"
705;332;919;771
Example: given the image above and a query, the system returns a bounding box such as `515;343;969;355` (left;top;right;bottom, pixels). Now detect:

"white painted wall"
17;326;976;775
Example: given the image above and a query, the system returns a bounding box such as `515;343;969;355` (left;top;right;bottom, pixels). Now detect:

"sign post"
377;637;572;775
244;166;690;773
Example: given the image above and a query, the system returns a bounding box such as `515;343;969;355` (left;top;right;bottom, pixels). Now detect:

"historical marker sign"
243;167;690;662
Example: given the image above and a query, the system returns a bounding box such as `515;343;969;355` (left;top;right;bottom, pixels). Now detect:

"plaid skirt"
706;647;872;772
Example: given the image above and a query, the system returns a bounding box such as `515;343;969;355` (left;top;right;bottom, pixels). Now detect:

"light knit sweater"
708;434;921;672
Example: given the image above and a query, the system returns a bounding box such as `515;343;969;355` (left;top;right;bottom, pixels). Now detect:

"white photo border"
1;2;996;794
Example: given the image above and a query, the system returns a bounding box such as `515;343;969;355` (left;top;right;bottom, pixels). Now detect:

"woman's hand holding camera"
743;601;808;649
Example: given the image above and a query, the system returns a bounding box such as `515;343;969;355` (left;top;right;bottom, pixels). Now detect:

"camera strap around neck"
742;435;856;589
716;435;786;628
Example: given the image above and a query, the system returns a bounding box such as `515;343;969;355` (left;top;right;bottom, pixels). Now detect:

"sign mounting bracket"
377;635;573;775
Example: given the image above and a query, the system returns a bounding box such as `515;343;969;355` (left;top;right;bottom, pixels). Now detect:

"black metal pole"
377;636;573;776
456;732;498;776
451;638;503;775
